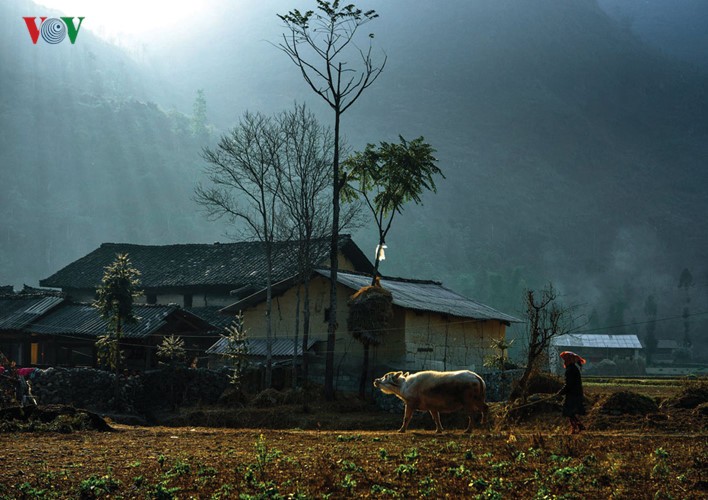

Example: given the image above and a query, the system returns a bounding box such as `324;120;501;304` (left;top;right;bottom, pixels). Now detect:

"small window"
184;294;193;308
146;294;157;305
324;307;330;323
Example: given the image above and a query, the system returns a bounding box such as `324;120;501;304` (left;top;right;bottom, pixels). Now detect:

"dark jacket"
558;363;585;417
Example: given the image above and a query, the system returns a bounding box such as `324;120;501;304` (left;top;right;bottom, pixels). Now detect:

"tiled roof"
319;270;522;324
552;334;643;349
25;303;214;339
206;337;317;358
0;295;65;330
186;307;235;331
40;235;371;290
222;269;521;324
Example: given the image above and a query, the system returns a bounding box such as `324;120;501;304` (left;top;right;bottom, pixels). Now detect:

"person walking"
557;351;586;434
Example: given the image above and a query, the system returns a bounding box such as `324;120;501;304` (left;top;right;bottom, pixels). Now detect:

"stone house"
33;235;372;369
218;269;521;391
0;292;215;369
39;235;372;309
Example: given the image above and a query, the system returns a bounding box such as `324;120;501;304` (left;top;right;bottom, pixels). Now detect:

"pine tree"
93;253;142;373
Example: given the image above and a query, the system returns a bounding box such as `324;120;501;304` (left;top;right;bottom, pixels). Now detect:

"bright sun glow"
34;0;208;44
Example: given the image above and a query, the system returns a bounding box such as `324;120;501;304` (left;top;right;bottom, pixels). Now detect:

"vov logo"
23;17;85;45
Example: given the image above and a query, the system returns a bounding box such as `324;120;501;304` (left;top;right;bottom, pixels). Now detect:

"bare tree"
277;104;362;392
278;1;386;400
195;111;284;388
277;104;333;389
514;283;575;402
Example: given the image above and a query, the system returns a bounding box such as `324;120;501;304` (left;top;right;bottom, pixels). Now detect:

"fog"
2;0;707;358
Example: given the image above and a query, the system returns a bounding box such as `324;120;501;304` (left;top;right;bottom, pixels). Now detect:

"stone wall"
24;367;231;416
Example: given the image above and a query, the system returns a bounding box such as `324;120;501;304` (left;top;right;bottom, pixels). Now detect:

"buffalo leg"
429;410;443;433
399;405;414;433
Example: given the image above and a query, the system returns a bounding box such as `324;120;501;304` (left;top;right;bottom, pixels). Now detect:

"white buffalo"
374;370;488;433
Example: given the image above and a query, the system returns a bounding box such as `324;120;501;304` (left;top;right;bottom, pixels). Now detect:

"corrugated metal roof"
28;303;181;339
40;235;372;290
0;296;65;330
552;334;642;349
207;337;316;357
316;270;522;323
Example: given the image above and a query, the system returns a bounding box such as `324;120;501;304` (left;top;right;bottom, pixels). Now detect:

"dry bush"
526;371;564;394
251;388;286;408
217;386;249;407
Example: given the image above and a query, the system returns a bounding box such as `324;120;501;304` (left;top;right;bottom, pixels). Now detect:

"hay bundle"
597;391;658;416
662;380;708;409
347;284;393;345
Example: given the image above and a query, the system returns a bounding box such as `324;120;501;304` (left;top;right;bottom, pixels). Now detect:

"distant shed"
550;334;643;374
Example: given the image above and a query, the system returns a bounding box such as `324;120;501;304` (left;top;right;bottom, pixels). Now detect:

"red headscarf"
560;351;586;368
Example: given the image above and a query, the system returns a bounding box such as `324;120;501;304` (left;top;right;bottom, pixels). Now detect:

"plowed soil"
0;381;706;499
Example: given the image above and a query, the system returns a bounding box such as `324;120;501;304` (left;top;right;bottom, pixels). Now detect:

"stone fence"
22;366;231;417
13;366;522;419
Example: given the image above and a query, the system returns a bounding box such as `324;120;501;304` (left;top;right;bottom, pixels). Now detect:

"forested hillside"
0;0;225;288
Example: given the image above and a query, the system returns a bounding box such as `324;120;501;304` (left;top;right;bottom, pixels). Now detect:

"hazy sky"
35;0;216;45
34;0;708;70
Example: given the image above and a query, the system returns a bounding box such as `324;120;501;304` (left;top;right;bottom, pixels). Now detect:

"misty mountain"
0;0;228;287
2;0;707;353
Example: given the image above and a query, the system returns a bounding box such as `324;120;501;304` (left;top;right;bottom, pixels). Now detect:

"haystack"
662;380;708;409
347;284;393;344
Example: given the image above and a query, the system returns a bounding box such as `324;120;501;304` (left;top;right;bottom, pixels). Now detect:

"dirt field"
0;379;705;499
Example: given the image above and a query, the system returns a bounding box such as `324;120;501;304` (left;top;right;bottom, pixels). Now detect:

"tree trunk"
292;284;301;388
302;278;312;412
359;341;370;400
265;248;274;389
371;235;385;286
324;106;342;401
302;275;311;380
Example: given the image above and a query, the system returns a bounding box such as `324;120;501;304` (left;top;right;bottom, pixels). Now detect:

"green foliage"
148;481;181;500
191;89;210;138
93;253;141;373
394;463;418;477
336;433;362;442
344;136;442;217
343;136;443;273
340;474;357;492
484;337;515;371
77;472;121;498
403;448;420;462
93;253;142;328
156;335;186;368
95;334;124;374
221;313;249;389
418;476;437;497
651;448;670;479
